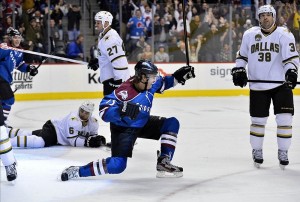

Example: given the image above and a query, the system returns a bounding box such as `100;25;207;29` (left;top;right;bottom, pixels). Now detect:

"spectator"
126;9;147;59
137;44;153;61
121;0;135;41
50;4;64;41
155;44;170;62
189;37;201;62
171;40;186;62
89;38;98;61
24;17;45;62
67;4;81;41
154;17;170;50
219;43;231;62
66;34;84;61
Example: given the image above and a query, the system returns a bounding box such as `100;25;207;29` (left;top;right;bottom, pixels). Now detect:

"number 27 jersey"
235;26;299;90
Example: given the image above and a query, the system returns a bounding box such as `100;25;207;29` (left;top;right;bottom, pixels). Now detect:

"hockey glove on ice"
172;65;196;85
27;65;38;76
231;67;248;88
285;69;298;89
120;101;140;120
84;135;106;148
88;58;99;71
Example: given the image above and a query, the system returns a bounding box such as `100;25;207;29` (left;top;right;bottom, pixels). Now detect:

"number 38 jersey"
235;26;299;90
98;28;130;83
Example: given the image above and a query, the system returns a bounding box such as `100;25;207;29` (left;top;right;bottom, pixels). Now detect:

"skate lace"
253;149;263;159
65;167;79;179
278;150;288;161
5;163;17;175
163;157;181;169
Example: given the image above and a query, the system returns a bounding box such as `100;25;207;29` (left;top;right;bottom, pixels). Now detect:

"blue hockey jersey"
0;47;29;83
99;75;175;128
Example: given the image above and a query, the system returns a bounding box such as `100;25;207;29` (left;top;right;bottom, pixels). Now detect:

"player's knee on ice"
106;157;127;174
161;117;180;134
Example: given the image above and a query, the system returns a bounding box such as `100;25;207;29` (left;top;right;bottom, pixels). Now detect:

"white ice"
1;96;300;202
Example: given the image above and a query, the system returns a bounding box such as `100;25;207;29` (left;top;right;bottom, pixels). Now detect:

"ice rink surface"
1;96;300;202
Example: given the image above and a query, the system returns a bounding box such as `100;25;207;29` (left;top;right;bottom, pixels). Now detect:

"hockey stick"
0;44;88;65
248;79;300;85
182;0;190;66
13;53;53;93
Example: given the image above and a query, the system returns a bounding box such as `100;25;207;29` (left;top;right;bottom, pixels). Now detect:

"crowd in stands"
1;0;300;63
0;0;83;63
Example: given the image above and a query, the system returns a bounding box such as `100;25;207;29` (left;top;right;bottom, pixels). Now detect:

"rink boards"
13;63;300;100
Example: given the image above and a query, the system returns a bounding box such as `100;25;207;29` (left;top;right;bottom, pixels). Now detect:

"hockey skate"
252;149;263;168
156;151;183;178
278;150;289;170
61;166;80;181
5;162;17;182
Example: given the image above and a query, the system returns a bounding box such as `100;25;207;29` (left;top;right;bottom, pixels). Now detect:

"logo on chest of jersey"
251;42;279;53
118;90;128;100
78;131;89;137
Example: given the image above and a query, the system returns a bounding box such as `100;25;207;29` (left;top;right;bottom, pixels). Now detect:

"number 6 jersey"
235;26;299;90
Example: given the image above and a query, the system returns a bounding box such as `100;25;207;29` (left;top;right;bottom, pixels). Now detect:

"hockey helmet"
79;101;95;114
94;11;113;27
6;27;21;40
257;5;276;20
134;60;158;79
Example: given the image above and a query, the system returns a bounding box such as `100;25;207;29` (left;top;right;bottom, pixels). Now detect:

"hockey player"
60;60;195;180
8;101;106;148
0;104;17;182
0;27;39;126
87;11;130;96
231;5;299;169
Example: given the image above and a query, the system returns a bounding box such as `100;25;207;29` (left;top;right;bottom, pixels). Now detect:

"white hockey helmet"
94;11;113;27
257;5;276;31
257;5;276;20
79;101;95;114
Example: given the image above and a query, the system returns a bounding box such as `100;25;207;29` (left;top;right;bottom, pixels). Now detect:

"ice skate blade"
156;171;183;178
8;179;16;185
279;164;286;170
253;162;262;168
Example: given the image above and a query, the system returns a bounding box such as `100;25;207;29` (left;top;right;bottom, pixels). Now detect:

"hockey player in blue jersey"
0;27;39;125
61;60;195;180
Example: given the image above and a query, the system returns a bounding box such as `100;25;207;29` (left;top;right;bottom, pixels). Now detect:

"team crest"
255;34;262;41
118;90;128;100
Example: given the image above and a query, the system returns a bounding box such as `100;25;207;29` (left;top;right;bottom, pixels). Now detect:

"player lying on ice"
60;59;195;180
8;101;106;148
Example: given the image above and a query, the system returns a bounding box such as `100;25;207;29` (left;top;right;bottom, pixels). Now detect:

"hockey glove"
27;65;38;76
84;135;106;148
88;58;99;71
231;67;248;88
285;69;298;89
172;65;196;85
120;101;140;120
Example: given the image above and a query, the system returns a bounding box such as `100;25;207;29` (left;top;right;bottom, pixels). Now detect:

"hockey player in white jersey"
87;11;130;96
8;101;106;148
231;5;299;169
0;104;17;182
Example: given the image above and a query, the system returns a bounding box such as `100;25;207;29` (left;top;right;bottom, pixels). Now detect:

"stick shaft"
182;0;189;66
3;46;88;65
248;79;300;84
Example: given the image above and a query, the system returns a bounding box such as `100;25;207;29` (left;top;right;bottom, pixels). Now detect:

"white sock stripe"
161;134;177;141
161;139;177;147
93;161;101;176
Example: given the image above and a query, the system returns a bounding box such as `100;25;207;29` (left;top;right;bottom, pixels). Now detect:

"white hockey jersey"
235;26;299;90
51;111;99;147
97;28;130;83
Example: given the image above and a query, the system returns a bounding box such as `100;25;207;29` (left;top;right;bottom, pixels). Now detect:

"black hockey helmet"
134;59;158;80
